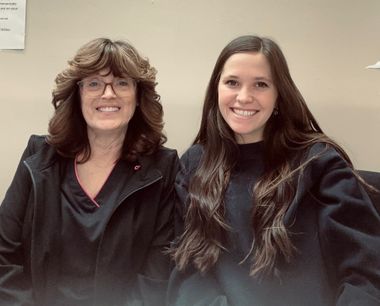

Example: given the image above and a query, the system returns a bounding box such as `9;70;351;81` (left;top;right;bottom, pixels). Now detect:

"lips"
96;106;120;112
232;108;257;117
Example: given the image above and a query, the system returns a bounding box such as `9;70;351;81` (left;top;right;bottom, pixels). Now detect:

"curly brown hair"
48;37;166;162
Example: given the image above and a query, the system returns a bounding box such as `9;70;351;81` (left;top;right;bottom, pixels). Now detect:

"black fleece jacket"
168;142;380;306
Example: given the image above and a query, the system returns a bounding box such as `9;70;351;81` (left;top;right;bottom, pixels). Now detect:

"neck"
83;129;126;166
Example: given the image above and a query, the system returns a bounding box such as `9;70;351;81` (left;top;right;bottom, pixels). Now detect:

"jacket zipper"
23;160;37;216
98;173;163;240
93;174;163;302
116;175;163;208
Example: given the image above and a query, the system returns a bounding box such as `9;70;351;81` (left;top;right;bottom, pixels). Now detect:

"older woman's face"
79;68;137;137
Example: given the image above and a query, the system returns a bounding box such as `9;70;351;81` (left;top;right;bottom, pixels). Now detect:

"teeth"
233;109;257;116
97;106;120;112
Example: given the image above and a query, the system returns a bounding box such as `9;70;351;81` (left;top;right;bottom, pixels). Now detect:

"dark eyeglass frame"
77;77;136;97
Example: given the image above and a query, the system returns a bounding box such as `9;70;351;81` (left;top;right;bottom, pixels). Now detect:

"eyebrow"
84;75;131;80
255;76;272;81
222;74;273;82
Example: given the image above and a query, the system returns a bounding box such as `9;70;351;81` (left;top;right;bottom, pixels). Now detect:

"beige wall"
1;0;380;201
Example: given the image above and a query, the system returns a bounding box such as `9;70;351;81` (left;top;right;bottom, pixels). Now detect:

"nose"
236;86;253;104
102;84;117;98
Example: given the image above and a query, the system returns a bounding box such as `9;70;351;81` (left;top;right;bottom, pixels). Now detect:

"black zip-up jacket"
0;135;179;306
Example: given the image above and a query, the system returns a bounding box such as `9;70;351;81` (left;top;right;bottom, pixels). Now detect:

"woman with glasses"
0;38;179;306
168;35;380;305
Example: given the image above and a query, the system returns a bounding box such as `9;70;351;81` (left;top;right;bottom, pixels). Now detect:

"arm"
312;146;380;305
0;136;41;306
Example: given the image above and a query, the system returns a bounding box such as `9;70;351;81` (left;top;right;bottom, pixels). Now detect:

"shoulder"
174;144;204;192
140;146;180;177
26;134;50;153
180;144;204;173
23;135;60;169
303;142;350;176
306;142;341;159
23;134;53;160
285;141;359;224
295;141;354;195
148;146;179;166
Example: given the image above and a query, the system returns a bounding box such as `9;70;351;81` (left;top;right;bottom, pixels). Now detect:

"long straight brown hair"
172;35;353;277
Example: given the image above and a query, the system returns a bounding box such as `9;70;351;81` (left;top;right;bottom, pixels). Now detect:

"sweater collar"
238;141;263;161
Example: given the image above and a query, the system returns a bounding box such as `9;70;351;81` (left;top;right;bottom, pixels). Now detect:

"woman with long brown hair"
168;35;380;305
0;38;179;306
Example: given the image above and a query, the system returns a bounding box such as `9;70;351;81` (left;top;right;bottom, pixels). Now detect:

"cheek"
124;99;137;119
217;97;229;121
217;93;226;114
130;105;137;117
128;97;137;111
79;97;86;113
128;92;137;106
80;98;91;115
218;87;232;108
272;90;279;106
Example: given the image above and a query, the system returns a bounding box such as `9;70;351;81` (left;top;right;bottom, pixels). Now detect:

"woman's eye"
117;79;130;87
256;81;268;88
225;80;238;87
87;80;100;88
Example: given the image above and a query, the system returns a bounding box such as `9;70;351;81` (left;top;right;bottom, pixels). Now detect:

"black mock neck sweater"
224;141;264;261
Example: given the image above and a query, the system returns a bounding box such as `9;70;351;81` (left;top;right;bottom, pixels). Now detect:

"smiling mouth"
96;106;120;112
232;108;257;117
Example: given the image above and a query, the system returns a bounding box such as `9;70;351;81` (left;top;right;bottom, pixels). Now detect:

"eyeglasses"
77;77;136;97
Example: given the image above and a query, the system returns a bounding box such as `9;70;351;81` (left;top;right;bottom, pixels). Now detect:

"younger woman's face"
218;52;278;144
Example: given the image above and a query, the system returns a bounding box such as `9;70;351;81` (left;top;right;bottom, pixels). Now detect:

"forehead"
221;52;272;78
85;68;128;79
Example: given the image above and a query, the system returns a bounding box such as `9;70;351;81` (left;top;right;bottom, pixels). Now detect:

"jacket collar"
24;139;60;171
24;142;164;199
